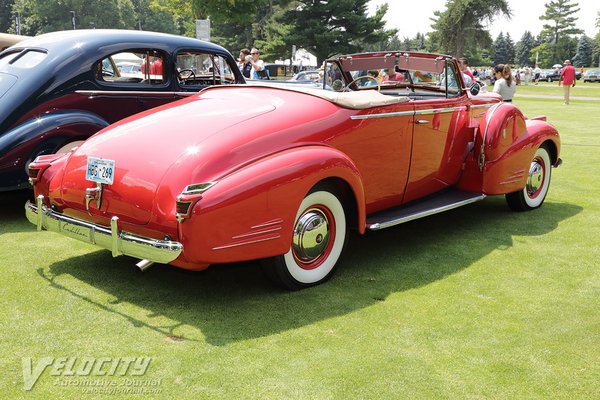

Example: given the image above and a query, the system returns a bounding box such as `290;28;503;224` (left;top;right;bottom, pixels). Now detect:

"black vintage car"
543;69;582;82
0;29;244;191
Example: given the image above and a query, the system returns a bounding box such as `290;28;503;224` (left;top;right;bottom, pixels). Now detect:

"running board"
366;190;486;231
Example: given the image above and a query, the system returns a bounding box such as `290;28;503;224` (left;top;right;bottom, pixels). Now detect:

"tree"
429;0;511;57
514;31;536;66
593;12;600;67
505;33;515;65
530;42;555;68
280;0;395;65
12;0;137;35
572;35;592;67
539;0;584;63
493;32;510;65
1;0;15;33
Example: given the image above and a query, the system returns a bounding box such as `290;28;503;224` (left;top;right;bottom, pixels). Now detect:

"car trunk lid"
59;95;275;225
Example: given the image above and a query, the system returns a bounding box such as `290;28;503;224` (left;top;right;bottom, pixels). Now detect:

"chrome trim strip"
232;227;282;239
182;182;217;195
25;197;183;264
414;106;465;115
251;219;283;229
499;178;524;185
368;194;486;231
212;235;281;250
76;90;197;97
471;103;496;109
351;110;415;120
351;106;466;120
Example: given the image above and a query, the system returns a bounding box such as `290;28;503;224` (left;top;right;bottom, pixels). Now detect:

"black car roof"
7;29;227;55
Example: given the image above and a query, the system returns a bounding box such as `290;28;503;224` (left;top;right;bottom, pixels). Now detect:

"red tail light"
28;153;69;186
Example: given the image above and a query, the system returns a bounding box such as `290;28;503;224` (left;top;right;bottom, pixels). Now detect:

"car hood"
59;93;277;225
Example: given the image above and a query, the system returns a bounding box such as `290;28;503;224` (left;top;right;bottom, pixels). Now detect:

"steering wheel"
178;68;196;83
342;75;380;92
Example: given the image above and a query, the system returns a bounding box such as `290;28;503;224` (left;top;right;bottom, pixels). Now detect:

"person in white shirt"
493;64;516;102
249;48;267;80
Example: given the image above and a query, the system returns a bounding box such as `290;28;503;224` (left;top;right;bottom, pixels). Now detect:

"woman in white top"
493;64;515;102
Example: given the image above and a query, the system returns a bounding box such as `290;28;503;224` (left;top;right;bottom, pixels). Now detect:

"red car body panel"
26;52;561;275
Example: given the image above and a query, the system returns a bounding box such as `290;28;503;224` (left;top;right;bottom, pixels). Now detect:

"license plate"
86;157;115;185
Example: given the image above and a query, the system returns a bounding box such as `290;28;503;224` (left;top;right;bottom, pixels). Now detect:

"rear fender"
0;110;108;190
176;145;365;265
457;103;560;194
0;110;108;158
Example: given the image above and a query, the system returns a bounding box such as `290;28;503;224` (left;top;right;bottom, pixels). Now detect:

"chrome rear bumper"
25;195;183;264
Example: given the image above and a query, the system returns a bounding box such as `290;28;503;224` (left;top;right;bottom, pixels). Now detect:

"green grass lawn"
512;79;600;99
1;95;599;399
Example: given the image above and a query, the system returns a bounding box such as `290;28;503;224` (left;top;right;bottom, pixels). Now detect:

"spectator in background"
383;67;404;83
559;59;576;105
458;57;474;85
249;48;268;80
492;64;515;102
533;64;542;85
514;67;521;85
524;66;532;85
238;48;251;78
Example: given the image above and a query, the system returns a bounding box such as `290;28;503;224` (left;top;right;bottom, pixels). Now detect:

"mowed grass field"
1;84;599;399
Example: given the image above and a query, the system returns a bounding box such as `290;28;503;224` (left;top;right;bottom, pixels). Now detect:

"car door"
402;66;470;203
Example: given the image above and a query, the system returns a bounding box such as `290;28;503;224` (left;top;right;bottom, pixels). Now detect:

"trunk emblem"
85;183;103;212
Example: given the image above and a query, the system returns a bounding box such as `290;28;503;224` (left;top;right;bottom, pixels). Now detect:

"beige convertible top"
0;33;29;51
247;82;410;109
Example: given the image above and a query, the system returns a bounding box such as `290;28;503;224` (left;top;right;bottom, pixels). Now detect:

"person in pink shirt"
559;59;576;105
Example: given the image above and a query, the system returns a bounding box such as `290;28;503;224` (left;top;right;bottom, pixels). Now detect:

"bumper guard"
25;195;183;264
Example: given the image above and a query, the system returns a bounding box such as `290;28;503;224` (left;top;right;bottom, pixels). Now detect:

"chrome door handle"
415;119;429;125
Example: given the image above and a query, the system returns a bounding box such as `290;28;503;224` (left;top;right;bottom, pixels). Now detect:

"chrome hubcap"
292;208;330;263
526;159;544;196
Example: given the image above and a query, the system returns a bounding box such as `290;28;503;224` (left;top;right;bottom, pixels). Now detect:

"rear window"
0;51;19;70
0;73;17;100
10;50;47;68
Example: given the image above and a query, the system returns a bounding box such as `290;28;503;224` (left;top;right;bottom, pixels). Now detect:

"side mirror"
332;79;343;92
469;82;481;96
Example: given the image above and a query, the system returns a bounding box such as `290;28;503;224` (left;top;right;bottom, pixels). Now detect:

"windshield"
324;52;463;97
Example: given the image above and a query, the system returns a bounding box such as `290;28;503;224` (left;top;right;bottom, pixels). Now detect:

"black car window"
96;50;166;85
175;52;235;87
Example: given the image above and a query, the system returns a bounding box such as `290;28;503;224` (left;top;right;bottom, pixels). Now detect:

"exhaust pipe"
136;259;155;272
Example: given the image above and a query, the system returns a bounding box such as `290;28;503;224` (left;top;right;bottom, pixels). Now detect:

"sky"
367;0;599;41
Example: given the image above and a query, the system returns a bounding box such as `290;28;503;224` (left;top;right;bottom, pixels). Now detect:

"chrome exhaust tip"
136;259;155;272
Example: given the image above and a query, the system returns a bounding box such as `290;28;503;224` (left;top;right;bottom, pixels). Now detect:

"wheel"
55;140;84;154
547;77;552;82
262;186;348;290
506;146;552;211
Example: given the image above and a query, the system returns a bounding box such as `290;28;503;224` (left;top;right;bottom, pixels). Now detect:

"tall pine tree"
514;31;536;66
539;0;584;63
572;35;592;67
281;0;395;65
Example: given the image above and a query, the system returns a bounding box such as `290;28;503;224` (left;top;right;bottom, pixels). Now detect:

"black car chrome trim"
76;90;197;97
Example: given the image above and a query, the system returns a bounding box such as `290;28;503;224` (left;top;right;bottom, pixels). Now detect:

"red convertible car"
25;51;561;289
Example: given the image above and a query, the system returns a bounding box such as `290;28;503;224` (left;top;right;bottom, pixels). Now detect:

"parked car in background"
542;69;582;82
290;70;322;82
26;51;561;289
0;29;244;191
583;69;600;82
